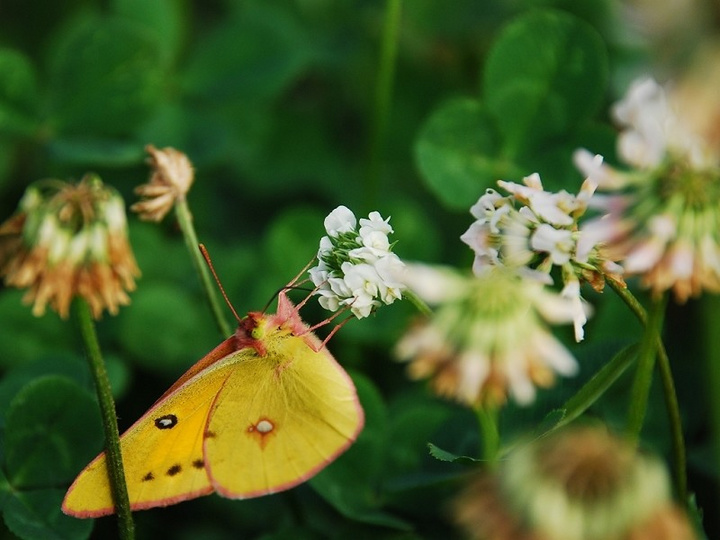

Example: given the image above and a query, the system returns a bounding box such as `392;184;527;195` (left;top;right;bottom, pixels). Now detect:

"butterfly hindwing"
205;329;363;498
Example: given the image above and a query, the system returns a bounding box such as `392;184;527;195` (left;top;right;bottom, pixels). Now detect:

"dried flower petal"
132;145;195;222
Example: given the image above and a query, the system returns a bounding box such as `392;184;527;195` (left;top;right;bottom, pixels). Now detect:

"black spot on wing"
204;430;216;439
166;464;182;476
192;459;204;469
142;472;154;482
154;414;178;429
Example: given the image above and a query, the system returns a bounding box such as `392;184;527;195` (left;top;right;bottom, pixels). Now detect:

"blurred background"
0;0;719;538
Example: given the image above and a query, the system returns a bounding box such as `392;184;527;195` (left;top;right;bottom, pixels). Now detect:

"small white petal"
324;205;357;236
530;224;573;265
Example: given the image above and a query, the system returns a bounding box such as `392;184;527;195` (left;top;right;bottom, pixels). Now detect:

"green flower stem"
625;293;666;441
476;406;500;464
402;289;433;317
701;295;720;510
608;281;687;502
365;0;402;207
174;197;233;337
74;299;134;540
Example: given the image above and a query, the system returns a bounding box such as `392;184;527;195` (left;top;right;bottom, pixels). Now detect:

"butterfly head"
233;313;269;356
234;291;320;355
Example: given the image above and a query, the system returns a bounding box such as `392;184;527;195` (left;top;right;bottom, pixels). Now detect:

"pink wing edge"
61;336;239;518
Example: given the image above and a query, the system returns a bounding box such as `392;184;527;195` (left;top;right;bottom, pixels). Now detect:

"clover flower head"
132;145;195;222
575;75;720;302
453;425;697;540
308;206;406;319
460;172;617;342
0;175;140;318
396;265;582;407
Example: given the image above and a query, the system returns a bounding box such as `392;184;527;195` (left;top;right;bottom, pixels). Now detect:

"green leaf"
543;344;638;434
0;355;95;430
0;290;75;369
112;0;186;67
46;137;145;166
182;4;311;105
263;206;326;285
415;97;505;210
128;221;193;285
47;15;164;137
385;400;456;474
310;373;410;530
483;9;608;155
2;488;94;540
4;376;102;487
427;442;480;465
0;47;39;137
1;376;100;539
687;493;708;540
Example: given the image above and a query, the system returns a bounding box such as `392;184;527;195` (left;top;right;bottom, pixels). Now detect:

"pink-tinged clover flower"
395;265;580;407
575;76;720;302
460;170;621;342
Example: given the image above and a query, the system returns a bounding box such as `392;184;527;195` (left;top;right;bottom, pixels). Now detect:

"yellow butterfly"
62;290;364;517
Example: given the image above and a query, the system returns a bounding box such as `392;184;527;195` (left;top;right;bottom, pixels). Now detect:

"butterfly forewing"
62;354;243;517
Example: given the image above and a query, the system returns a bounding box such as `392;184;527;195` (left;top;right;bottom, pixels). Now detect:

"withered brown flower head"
132;144;194;222
453;426;697;540
0;175;140;319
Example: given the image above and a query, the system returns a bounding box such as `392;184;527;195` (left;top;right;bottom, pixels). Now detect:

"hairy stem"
75;299;134;539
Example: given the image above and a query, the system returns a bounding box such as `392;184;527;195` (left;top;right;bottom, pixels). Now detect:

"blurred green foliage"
0;0;717;538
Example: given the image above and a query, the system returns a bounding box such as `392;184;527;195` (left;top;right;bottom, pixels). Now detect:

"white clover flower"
530;224;573;266
453;426;696;540
612;77;671;169
396;265;580;407
308;206;407;318
359;211;393;236
460;172;621;341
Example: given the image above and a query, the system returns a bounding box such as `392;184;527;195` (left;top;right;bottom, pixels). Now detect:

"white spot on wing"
256;420;274;433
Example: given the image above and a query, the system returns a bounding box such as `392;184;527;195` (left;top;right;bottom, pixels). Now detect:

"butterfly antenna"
199;244;243;324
